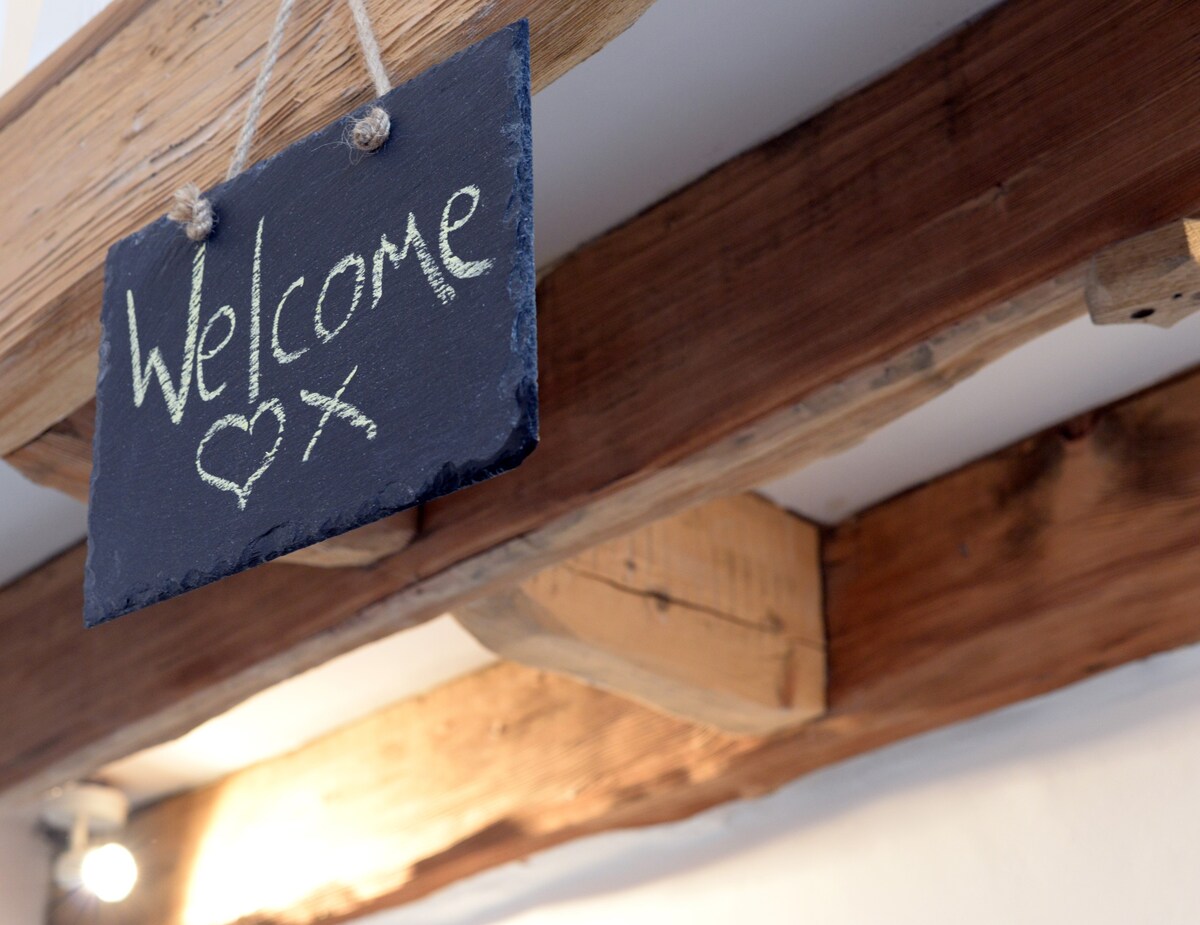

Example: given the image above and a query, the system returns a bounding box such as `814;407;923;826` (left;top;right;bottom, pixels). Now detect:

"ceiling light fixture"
41;782;138;903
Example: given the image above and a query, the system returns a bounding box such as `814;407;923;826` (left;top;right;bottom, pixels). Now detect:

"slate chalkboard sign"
85;21;536;626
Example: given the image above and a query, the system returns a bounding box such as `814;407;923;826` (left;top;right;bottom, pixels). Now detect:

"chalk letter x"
300;366;378;462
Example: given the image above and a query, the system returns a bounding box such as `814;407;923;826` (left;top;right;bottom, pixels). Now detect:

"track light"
42;782;138;903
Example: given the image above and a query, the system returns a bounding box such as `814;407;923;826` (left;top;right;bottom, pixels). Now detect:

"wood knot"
351;106;390;152
167;183;214;242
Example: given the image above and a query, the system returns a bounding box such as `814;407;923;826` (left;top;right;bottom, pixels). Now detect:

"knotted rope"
170;0;394;240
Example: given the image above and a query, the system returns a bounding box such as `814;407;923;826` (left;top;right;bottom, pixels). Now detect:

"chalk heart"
195;398;287;510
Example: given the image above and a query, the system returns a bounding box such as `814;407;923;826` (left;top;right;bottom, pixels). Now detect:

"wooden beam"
820;364;1200;722
1085;217;1200;327
54;363;1200;924
0;0;652;571
279;510;420;567
457;494;825;734
5;401;94;501
0;0;152;130
0;0;1180;807
0;542;445;811
0;0;658;456
53;662;762;925
0;0;656;570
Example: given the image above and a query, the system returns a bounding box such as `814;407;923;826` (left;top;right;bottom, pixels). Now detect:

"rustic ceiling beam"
0;0;658;457
0;540;443;810
2;0;1190;808
1085;216;1200;328
51;361;1200;925
457;494;826;734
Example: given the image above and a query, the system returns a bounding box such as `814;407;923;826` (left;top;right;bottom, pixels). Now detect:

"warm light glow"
81;843;138;903
183;788;391;925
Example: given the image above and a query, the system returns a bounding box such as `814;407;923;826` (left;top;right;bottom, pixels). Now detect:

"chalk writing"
249;219;264;402
300;365;377;462
126;243;205;425
195;398;286;510
272;278;308;364
196;305;236;401
87;20;536;626
440;185;495;279
315;254;367;344
125;185;495;508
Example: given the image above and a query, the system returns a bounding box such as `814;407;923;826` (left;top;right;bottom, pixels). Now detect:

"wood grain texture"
0;0;152;130
279;510;420;567
457;494;825;733
18;0;1200;484
1;0;1144;807
823;366;1200;709
0;0;657;456
52;367;1200;924
0;542;445;810
6;400;95;499
50;663;766;925
1085;218;1200;327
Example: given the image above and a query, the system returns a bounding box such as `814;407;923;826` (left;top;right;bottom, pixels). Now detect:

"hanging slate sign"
85;21;536;626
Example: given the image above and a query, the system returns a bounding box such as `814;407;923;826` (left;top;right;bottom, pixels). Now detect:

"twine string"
347;0;392;97
344;0;393;153
171;0;394;241
227;0;297;182
166;183;215;242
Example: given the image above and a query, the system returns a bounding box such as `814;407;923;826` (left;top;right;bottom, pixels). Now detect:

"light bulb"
80;843;138;903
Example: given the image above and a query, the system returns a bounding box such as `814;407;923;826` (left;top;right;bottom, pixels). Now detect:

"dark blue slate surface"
85;21;536;626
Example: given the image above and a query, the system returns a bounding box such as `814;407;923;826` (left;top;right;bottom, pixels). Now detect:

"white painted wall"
0;0;110;93
0;460;87;586
0;810;50;925
361;643;1200;925
533;0;1000;265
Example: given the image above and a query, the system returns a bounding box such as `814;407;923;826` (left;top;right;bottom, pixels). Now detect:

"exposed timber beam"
457;494;826;734
5;401;94;501
0;0;659;457
0;0;151;129
279;510;420;567
52;362;1200;925
0;541;443;810
1085;216;1200;328
2;0;1194;807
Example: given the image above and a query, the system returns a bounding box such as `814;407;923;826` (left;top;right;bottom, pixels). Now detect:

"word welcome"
125;184;495;508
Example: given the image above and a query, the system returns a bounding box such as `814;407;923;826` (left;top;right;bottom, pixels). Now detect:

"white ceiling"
2;0;1198;818
103;615;497;804
0;461;87;586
